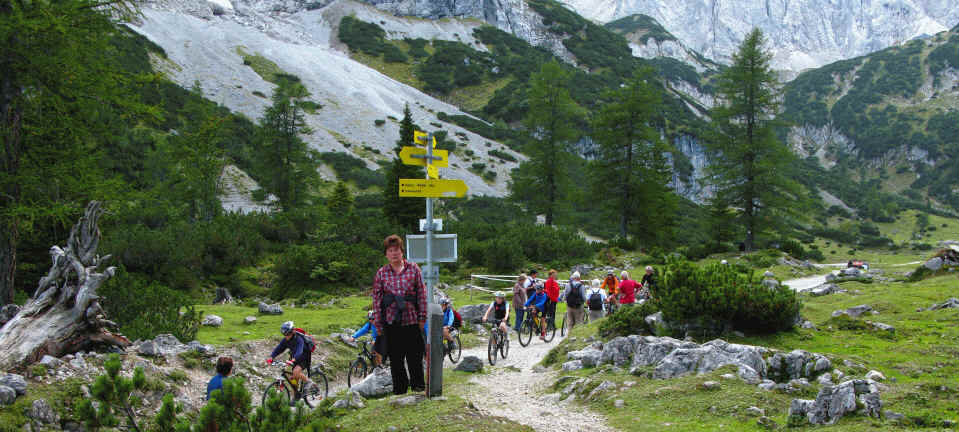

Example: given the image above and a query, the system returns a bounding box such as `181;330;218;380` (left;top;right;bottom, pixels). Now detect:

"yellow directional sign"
427;165;439;179
400;179;468;198
413;131;437;147
399;146;448;167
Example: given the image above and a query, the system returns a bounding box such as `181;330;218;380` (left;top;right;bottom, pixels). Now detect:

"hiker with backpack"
561;271;587;331
586;279;607;322
372;234;427;395
266;321;318;394
524;269;540;298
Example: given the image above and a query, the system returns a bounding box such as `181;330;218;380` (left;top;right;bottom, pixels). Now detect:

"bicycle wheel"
561;315;568;337
544;317;556;342
518;320;533;347
447;334;462;363
487;332;497;365
500;331;510;359
347;358;367;388
302;368;328;408
261;380;291;407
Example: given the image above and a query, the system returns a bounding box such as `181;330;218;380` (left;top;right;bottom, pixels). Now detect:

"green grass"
874;209;959;245
235;46;285;84
0;379;86;432
550;274;959;430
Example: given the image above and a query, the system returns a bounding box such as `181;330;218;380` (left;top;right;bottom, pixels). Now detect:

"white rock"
865;370;886;381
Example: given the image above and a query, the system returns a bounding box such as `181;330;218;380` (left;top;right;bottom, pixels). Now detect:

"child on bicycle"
482;291;510;336
525;284;549;340
347;311;384;366
266;321;316;394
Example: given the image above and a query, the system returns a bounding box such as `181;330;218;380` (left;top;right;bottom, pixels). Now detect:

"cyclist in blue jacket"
348;311;385;366
524;284;549;340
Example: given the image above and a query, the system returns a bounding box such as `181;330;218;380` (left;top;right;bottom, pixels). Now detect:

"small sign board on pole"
406;234;457;263
419;218;443;232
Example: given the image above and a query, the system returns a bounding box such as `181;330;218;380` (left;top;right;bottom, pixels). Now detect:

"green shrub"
78;354;147;431
599;302;660;338
485;237;525;273
651;258;800;335
30;364;47;378
99;272;201;342
742;250;779;268
374;119;385;126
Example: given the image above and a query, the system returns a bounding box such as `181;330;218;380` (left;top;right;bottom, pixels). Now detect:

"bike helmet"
494;291;505;298
280;321;294;335
440;297;450;305
367;310;374;320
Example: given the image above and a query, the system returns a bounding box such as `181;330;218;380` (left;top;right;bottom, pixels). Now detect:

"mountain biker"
482;291;510;336
266;321;316;394
440;298;460;343
561;271;587;331
206;357;233;401
524;284;549;340
618;270;637;307
602;271;620;312
347;311;384;366
586;279;607;322
512;274;528;332
544;269;560;324
524;269;540;298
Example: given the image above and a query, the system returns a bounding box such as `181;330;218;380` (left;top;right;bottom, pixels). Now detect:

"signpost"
400;130;467;398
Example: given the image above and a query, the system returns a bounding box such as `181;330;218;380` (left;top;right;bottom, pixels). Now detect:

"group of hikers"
206;234;658;402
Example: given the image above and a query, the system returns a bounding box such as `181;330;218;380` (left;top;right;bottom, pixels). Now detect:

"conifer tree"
258;80;320;211
706;29;805;251
383;104;423;231
328;181;354;216
77;354;146;432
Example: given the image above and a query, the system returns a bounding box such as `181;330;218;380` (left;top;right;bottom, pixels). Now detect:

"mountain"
782;27;959;211
561;0;959;76
129;0;526;197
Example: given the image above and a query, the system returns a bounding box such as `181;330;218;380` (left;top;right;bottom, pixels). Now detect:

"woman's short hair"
216;357;233;376
620;271;629;279
518;273;527;282
591;279;601;288
383;234;404;254
571;271;581;280
548;269;557;276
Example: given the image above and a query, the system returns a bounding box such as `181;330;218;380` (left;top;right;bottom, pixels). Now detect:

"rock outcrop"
351;367;392;399
258;302;284;315
789;379;883;425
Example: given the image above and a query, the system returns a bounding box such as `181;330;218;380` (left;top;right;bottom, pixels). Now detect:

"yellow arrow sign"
399;179;468;198
427;165;439;179
399;146;448;167
413;131;437;147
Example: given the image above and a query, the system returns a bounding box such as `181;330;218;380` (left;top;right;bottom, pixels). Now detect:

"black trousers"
385;323;425;395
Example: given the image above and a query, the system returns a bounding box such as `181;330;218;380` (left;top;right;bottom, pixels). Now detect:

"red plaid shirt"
372;260;427;334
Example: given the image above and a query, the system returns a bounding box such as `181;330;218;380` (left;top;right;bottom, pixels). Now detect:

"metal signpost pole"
424;133;444;397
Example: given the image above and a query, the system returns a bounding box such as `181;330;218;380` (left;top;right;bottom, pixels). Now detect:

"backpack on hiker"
567;282;584;308
452;309;463;329
293;328;316;353
588;290;604;311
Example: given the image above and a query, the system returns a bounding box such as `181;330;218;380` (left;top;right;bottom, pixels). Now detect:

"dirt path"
455;331;615;432
783;274;830;292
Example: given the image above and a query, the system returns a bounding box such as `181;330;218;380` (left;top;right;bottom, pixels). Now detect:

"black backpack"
566;282;584;308
588;291;604;311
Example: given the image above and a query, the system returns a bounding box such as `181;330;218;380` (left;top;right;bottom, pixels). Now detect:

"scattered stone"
349;391;365;409
790;379;882;425
389;394;425;407
351;367;392;399
541;393;562;404
258;302;283;315
28;399;60;424
561;360;584;371
213;287;233;304
746;406;765;417
817;373;834;386
809;283;838;297
69;356;87;369
865;370;886;381
843;360;865;371
800;320;816;330
454;356;483;373
757;416;778;429
567;347;603;367
644;312;670;336
39;355;62;369
614;399;625;408
765;350;830;382
331;399;349;409
0;304;20;326
924;257;944;272
586;380;616;400
338;333;358;348
762;279;780;289
789;378;811;388
0;374;27;395
884;410;904;421
531;365;547;373
923;298;959;311
763;271;775;278
831;305;873;318
700;381;721;390
138;334;189;357
720;373;737;380
244;316;257;325
187;341;215;355
0;386;16;405
758;380;776;391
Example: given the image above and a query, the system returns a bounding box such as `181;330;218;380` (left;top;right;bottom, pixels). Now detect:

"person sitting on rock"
206;357;233;401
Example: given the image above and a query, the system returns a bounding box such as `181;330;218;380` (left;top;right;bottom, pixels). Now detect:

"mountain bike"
262;362;328;408
560;305;589;337
348;339;389;388
443;329;461;363
486;319;510;365
518;307;556;347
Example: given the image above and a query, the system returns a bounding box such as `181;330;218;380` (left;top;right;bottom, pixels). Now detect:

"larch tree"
383;104;423;231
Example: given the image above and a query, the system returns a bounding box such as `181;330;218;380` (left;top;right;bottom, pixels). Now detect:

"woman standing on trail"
371;234;427;395
544;269;560;322
512;274;528;332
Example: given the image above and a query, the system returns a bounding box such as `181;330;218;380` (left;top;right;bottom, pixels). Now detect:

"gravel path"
455;330;615;432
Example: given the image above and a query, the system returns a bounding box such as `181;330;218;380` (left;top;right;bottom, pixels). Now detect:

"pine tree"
77;354;147;432
383;104;423;231
258;81;320;211
590;67;676;244
328;181;354;216
706;29;805;252
511;61;582;226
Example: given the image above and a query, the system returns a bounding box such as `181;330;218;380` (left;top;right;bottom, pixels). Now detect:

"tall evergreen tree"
590;68;676;243
257;81;319;211
706;29;805;252
328;181;354;216
0;0;139;303
510;61;581;226
383;104;423;231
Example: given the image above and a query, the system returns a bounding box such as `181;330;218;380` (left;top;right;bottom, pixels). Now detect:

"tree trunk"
0;227;15;305
0;201;129;371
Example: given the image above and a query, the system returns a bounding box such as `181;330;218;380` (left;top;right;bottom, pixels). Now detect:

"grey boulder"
454;356;484;373
809;283;838;296
187;341;216;355
568;348;603;368
790;379;882;425
138;334;188;357
28;399;60;425
766;350;831;381
601;336;639;366
258;302;283;315
561;360;584;371
923;257;943;271
0;374;27;395
0;386;16;405
244;316;257;325
924;298;959;311
351;367;392;399
831;305;872;318
456;304;489;324
869;322;895;333
39;355;63;369
201;314;223;327
651;339;767;381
